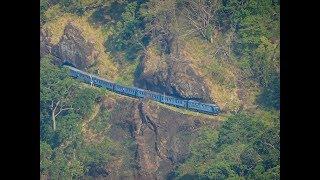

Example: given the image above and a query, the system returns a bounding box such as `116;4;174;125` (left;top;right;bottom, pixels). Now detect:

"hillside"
40;0;280;179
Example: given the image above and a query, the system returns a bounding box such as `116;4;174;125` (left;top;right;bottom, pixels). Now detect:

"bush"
256;73;280;110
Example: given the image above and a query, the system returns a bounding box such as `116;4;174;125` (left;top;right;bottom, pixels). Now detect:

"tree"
40;56;77;131
189;127;219;162
177;0;220;42
256;72;280;110
56;112;82;143
106;1;148;61
204;161;237;179
59;0;84;15
77;139;116;176
217;114;266;147
40;141;53;174
73;87;100;117
50;150;85;179
176;112;279;179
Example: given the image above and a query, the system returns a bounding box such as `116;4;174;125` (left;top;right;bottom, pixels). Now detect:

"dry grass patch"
43;11;118;80
182;37;241;112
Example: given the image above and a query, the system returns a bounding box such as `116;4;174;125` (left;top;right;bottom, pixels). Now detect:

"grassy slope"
181;35;260;114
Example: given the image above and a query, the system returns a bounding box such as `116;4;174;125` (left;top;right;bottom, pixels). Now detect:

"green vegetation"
89;106;110;133
176;112;280;179
105;1;148;61
218;0;280;109
40;56;128;178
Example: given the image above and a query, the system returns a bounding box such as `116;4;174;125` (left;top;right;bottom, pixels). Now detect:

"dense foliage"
105;1;149;61
40;56;123;178
176;112;280;179
221;0;280;109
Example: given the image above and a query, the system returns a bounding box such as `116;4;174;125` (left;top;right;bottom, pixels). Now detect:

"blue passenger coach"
114;84;136;96
63;65;220;116
144;91;162;101
187;100;219;115
67;66;91;84
134;88;145;98
161;96;187;108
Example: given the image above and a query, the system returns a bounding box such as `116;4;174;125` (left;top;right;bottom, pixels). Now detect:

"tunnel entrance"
61;61;76;68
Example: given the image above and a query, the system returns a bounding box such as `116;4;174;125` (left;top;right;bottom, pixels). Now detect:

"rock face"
40;28;53;58
51;22;99;70
107;97;219;179
135;45;213;103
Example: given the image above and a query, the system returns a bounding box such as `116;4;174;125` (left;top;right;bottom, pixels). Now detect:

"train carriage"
144;91;161;101
114;84;136;96
174;99;188;108
187;100;215;114
67;66;81;78
211;106;220;114
91;76;103;87
78;73;91;84
161;96;187;108
69;68;79;78
134;88;145;98
100;79;114;90
68;67;92;84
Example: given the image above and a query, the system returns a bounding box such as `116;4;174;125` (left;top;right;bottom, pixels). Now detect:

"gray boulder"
51;22;99;70
135;48;213;103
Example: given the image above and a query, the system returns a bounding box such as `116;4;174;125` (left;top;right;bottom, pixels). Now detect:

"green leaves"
73;88;99;117
176;113;280;179
50;150;85;179
40;141;53;173
204;161;237;180
105;1;147;61
217;114;266;147
40;56;76;105
59;0;85;15
256;73;280;110
189;127;219;162
220;0;280;111
122;2;138;23
40;56;120;178
56;113;82;142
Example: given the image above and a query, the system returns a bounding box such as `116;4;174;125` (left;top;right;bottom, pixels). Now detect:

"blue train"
65;65;220;115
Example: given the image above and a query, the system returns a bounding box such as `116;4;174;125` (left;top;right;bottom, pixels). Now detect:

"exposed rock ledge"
107;97;220;179
51;22;100;70
135;45;213;103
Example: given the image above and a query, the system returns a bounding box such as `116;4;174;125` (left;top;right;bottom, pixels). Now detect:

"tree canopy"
176;112;280;179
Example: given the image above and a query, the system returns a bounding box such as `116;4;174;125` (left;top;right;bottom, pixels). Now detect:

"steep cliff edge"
135;45;213;103
104;96;220;179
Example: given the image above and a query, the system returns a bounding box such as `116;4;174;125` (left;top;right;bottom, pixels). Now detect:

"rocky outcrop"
107;97;219;179
135;45;213;103
40;28;53;58
51;22;100;70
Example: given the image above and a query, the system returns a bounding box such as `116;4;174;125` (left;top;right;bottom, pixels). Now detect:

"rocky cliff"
105;97;219;179
40;28;53;58
51;22;100;70
135;44;213;103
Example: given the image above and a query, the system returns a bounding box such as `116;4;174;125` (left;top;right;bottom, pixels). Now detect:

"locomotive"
64;65;220;115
